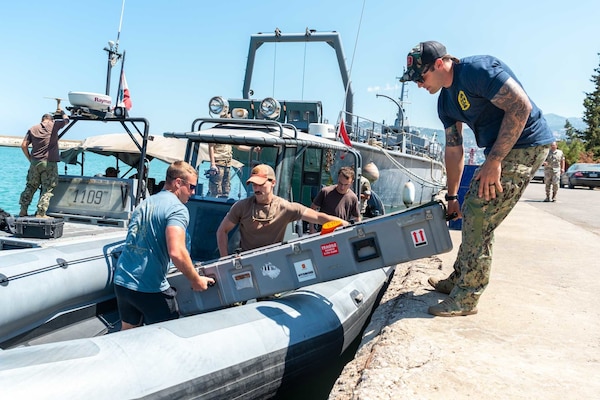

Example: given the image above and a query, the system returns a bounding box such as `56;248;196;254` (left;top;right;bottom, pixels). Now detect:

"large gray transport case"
170;200;453;314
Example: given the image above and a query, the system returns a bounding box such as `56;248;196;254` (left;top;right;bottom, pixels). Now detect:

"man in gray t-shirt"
309;166;360;233
19;112;69;217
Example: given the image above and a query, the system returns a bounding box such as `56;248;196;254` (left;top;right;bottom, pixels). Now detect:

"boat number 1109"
72;189;107;205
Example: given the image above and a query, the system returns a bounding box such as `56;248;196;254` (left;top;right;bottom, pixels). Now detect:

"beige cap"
246;164;276;185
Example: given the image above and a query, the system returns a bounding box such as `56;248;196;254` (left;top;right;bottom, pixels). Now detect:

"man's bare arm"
487;77;532;163
444;123;464;197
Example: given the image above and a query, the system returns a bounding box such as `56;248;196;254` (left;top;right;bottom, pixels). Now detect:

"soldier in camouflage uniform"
543;141;565;202
19;112;69;217
208;143;232;197
401;41;554;316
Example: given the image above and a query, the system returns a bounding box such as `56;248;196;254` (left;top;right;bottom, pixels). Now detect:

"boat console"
47;175;141;226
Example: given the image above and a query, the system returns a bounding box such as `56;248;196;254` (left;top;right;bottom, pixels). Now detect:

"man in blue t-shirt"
401;41;554;317
114;161;214;330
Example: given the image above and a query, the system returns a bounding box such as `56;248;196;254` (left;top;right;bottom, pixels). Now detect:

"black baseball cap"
400;41;447;82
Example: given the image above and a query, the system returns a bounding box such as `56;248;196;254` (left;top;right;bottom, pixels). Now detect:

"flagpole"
116;50;127;113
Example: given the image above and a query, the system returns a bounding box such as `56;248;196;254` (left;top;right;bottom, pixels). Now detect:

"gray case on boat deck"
169;201;453;314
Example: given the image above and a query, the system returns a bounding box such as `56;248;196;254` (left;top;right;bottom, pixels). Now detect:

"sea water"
0;145;169;216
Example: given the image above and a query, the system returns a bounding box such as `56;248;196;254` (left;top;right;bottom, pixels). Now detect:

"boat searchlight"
259;97;281;119
208;96;229;117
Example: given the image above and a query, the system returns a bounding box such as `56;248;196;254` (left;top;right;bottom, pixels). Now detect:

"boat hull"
354;142;446;211
0;267;393;399
0;232;125;345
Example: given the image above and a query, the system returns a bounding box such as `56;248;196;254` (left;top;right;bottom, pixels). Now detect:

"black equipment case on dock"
14;217;64;239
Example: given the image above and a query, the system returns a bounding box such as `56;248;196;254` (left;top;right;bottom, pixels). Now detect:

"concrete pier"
0;135;80;149
330;182;600;400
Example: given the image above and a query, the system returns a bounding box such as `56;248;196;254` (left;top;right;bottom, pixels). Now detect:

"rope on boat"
1;254;112;283
379;147;446;188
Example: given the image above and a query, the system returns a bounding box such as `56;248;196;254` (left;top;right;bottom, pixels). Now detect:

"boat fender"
363;162;379;182
403;181;416;207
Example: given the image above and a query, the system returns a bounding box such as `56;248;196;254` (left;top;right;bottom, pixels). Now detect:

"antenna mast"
103;0;126;96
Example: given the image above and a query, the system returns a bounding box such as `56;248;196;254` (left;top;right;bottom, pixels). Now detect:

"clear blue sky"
1;0;598;140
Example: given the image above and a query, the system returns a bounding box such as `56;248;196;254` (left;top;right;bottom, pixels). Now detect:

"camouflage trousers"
447;145;550;308
19;160;58;216
209;164;230;197
544;168;561;198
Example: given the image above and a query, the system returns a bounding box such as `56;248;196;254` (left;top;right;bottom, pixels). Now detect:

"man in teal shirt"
114;161;214;330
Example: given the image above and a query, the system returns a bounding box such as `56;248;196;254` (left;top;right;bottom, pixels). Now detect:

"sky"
1;0;598;140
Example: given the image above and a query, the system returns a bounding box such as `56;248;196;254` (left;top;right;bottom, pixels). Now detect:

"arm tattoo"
488;77;532;162
445;123;463;147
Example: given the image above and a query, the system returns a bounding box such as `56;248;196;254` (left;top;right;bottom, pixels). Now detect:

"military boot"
428;297;478;317
427;277;454;294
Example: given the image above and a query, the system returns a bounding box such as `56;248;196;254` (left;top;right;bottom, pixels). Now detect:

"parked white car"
532;166;545;182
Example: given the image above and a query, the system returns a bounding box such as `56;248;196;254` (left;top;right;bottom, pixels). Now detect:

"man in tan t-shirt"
216;164;347;256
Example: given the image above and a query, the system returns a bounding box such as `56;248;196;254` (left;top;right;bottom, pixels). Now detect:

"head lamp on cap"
400;41;447;82
246;164;276;185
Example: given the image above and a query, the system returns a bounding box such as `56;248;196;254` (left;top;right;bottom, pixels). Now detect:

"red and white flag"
119;71;132;110
338;121;352;147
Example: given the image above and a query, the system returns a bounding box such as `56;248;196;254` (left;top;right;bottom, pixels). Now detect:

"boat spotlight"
260;97;281;119
209;96;229;117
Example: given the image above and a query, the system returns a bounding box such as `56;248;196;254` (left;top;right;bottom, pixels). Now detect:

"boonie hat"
246;164;276;185
400;41;447;82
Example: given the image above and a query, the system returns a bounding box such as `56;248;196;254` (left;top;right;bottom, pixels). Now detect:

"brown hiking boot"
428;277;454;294
428;297;478;317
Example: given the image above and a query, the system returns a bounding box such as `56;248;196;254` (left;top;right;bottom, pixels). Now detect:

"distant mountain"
543;113;586;134
414;113;585;144
410;113;586;165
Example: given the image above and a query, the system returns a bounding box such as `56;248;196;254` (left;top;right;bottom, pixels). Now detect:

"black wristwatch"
445;193;458;201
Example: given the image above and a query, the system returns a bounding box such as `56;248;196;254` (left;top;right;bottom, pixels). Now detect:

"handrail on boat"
342;111;444;163
56;115;151;207
190;118;299;139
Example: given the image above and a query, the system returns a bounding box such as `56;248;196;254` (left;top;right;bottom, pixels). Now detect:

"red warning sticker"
321;242;339;256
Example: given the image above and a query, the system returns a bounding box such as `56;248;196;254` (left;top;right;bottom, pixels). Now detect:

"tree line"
559;53;600;166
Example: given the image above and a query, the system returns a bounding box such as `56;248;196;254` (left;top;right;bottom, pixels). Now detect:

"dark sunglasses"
181;179;197;191
415;64;434;83
167;173;197;191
